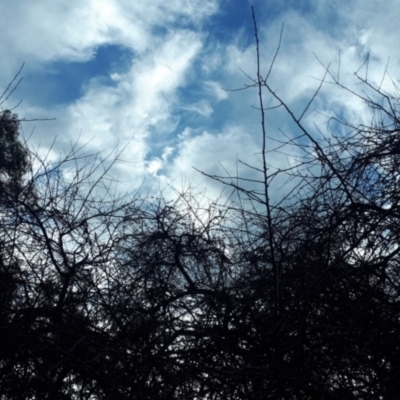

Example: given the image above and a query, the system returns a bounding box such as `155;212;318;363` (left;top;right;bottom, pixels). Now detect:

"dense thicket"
1;24;400;400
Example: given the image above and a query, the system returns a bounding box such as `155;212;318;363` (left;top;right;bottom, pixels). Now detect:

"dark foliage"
0;110;30;200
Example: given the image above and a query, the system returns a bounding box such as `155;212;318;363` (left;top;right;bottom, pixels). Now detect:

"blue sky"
1;0;399;200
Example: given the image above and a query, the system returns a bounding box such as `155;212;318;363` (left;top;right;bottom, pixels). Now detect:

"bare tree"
192;8;400;399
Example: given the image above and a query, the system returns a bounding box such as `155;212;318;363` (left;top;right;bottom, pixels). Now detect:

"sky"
1;0;400;202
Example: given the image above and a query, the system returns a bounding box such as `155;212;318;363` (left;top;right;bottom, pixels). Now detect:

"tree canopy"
0;110;30;199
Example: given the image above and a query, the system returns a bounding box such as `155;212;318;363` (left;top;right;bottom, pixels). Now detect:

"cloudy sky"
1;0;399;200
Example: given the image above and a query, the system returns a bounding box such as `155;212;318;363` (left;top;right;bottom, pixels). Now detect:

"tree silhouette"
0;110;30;201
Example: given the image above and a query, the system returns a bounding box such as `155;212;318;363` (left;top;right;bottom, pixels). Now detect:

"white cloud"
145;146;175;175
204;80;228;101
35;28;203;188
130;30;203;125
181;100;213;117
4;0;206;182
165;125;258;196
0;0;218;66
